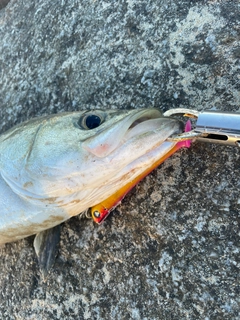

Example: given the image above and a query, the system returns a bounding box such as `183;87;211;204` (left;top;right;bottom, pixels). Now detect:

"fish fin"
33;225;61;280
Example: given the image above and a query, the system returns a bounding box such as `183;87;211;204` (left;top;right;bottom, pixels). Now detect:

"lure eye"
93;210;101;218
78;112;105;130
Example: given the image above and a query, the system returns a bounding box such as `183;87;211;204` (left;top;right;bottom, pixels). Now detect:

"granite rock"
0;0;239;319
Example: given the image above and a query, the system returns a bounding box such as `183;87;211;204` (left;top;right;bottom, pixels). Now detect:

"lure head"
92;205;110;224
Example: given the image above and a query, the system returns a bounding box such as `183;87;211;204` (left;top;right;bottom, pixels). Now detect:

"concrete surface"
0;0;239;319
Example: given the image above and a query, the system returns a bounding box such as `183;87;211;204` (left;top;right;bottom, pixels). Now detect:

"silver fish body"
0;109;183;244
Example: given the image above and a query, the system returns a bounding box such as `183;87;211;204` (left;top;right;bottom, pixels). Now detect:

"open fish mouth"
123;113;181;141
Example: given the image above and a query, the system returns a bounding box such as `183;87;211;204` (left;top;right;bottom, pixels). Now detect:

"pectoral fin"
33;225;61;280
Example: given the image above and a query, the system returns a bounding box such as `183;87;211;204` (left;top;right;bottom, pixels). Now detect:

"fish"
0;108;186;277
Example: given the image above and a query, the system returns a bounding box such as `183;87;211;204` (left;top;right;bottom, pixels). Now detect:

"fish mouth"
118;108;184;154
123;110;174;141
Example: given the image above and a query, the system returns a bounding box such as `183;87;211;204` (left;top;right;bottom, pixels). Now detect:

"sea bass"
0;108;186;275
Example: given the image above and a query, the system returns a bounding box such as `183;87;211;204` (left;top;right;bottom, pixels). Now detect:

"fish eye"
85;115;101;129
78;112;105;130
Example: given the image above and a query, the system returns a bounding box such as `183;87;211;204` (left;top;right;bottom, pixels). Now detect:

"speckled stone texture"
0;0;240;319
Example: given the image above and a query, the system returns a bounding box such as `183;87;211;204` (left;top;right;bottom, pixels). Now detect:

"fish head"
0;109;184;213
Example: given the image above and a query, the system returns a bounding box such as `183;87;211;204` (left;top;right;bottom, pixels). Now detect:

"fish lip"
130;108;162;123
123;108;163;136
128;110;162;129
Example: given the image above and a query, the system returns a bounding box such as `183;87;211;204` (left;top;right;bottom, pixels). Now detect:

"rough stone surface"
0;0;240;319
0;0;10;10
